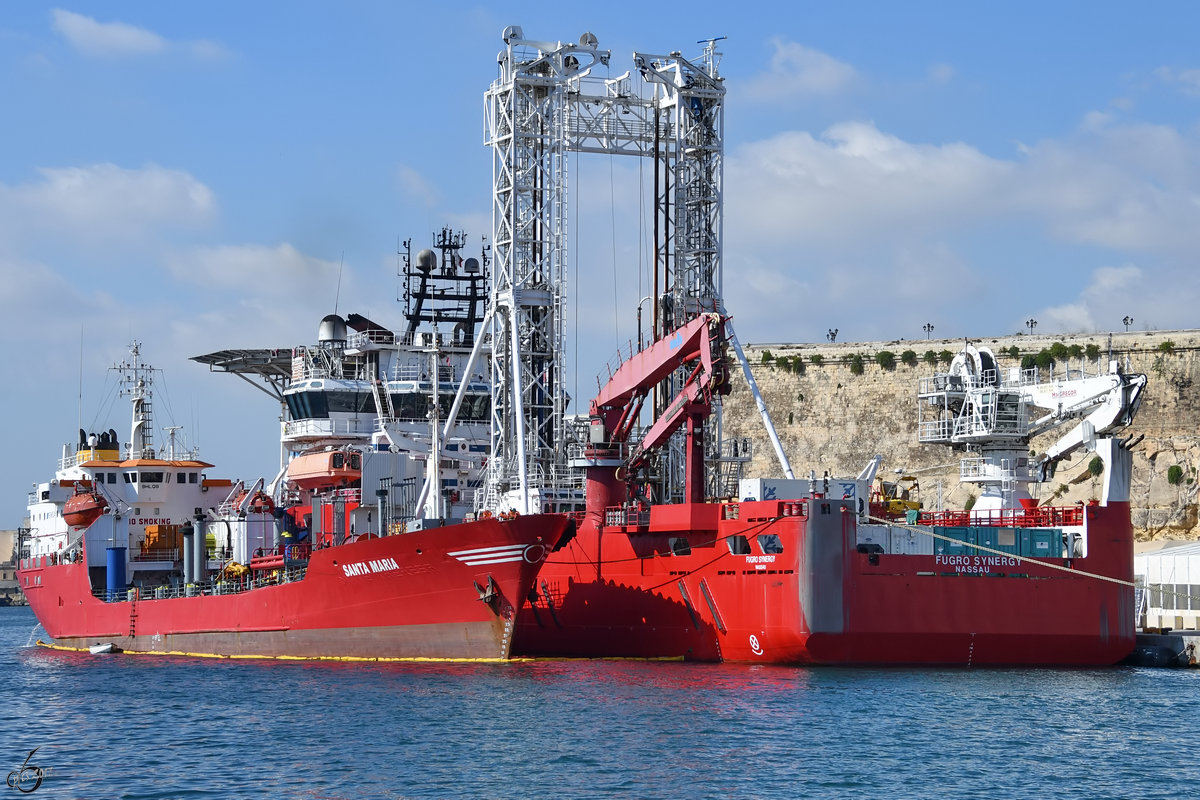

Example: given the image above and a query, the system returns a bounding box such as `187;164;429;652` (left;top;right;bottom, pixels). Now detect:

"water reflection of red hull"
514;500;1135;666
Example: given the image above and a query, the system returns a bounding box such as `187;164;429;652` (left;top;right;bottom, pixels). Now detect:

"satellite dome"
415;249;437;273
318;314;347;344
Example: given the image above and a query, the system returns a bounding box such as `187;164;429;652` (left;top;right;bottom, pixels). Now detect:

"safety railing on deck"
284;418;375;439
133;548;181;562
92;564;310;603
604;505;650;528
918;505;1085;528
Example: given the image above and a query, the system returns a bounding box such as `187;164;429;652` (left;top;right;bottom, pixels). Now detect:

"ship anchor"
474;575;502;612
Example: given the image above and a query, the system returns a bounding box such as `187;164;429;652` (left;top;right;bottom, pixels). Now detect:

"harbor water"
2;606;1198;799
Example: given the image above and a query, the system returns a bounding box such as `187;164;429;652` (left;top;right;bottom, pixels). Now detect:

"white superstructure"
918;344;1147;513
24;343;216;573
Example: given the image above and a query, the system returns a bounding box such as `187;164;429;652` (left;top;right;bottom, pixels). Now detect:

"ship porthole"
522;544;547;564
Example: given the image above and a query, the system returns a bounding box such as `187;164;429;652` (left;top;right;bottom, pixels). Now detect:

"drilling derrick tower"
484;26;785;511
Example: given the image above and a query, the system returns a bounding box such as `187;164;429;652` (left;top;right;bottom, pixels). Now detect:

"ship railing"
918;505;1084;528
92;564;311;603
133;547;180;562
284;418;375;439
596;340;638;390
347;329;399;348
604;505;649;528
252;544;313;563
716;436;754;461
959;458;1038;482
565;440;630;463
917;418;955;442
389;362;424;381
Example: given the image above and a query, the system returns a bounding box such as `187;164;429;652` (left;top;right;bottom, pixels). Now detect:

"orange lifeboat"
235;490;276;514
286;449;362;490
63;488;109;528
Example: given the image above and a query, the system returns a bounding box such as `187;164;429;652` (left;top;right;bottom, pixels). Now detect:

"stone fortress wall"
723;330;1200;540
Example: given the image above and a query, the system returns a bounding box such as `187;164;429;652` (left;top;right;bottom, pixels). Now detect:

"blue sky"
4;2;1200;523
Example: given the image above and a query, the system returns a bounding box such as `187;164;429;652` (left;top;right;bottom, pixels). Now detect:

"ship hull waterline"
514;500;1135;666
21;514;570;661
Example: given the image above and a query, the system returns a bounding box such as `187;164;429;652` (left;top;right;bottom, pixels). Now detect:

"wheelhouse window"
757;534;784;554
326;391;373;414
124;472;137;484
463;393;491;422
285;391;330;420
140;471;164;483
668;537;691;556
176;473;186;484
390;392;429;421
726;535;751;555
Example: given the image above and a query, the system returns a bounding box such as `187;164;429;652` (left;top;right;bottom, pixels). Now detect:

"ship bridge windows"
189;472;198;484
284;387;491;422
757;534;784;554
388;392;491;422
668;537;692;556
461;393;490;422
140;471;164;484
391;392;429;420
176;472;186;484
124;472;137;484
726;535;751;555
326;391;373;415
285;391;329;420
106;473;116;484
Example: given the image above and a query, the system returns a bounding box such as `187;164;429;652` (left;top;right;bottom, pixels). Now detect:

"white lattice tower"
635;42;727;500
483;28;728;510
484;28;610;510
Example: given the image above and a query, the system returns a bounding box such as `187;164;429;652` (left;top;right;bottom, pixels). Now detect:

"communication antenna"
334;251;345;315
77;325;84;445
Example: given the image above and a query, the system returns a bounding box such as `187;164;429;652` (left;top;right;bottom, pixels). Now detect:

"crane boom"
918;344;1147;511
590;313;727;499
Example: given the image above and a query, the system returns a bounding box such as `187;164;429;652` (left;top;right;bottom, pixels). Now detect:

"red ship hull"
514;500;1134;666
20;514;569;661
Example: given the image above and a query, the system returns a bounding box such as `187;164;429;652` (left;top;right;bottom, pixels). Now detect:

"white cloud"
51;9;229;59
742;38;856;101
726;122;1012;247
397;165;440;207
726;115;1200;259
52;9;166;56
166;243;338;291
1030;264;1200;333
1018;124;1200;253
928;63;955;84
1155;66;1200;98
718;112;1200;341
0;163;216;247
